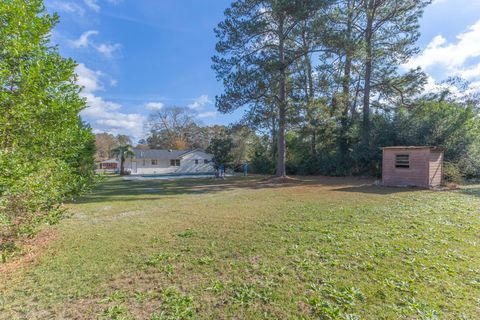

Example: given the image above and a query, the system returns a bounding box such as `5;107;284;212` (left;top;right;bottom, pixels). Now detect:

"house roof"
100;159;119;164
132;149;189;159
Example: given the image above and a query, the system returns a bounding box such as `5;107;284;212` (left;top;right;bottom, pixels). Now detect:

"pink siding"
382;148;430;188
429;151;443;187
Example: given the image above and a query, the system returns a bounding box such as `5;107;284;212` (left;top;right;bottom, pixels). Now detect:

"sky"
45;0;480;141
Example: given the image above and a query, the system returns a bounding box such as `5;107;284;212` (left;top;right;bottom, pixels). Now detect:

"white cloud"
423;76;460;96
47;1;86;15
145;102;164;110
83;0;100;12
70;30;99;48
94;43;121;58
457;63;480;80
404;19;480;97
197;111;217;119
405;20;480;71
70;31;121;59
75;63;104;93
188;94;212;109
75;63;145;139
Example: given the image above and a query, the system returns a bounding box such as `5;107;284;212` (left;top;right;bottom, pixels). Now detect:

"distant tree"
112;145;134;175
229;125;255;167
116;134;132;146
95;133;117;161
135;142;150;150
146;106;197;149
192;125;229;150
207;137;235;169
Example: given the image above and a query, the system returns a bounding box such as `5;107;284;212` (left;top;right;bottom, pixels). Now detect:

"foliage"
95;133;132;161
249;135;275;174
111;145;134;176
146;106;199;150
213;0;335;177
212;0;480;181
144;107;256;169
206;137;235;169
247;96;480;178
443;163;463;184
0;0;95;259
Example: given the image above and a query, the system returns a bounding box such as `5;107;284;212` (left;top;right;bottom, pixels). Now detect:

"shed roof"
382;146;445;151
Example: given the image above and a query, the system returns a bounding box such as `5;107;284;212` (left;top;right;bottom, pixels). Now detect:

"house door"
132;161;137;174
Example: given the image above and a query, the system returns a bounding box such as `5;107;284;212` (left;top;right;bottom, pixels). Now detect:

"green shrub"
0;150;94;260
0;0;96;261
443;162;463;184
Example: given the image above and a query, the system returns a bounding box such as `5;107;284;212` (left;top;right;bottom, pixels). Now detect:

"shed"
382;146;445;188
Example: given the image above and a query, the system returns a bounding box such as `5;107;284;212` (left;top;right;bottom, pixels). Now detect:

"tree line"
95;106;255;172
212;0;480;179
97;0;480;181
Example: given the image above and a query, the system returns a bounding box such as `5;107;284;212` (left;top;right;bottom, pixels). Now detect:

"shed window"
151;159;158;165
204;159;209;164
195;159;199;165
395;154;410;168
170;159;180;166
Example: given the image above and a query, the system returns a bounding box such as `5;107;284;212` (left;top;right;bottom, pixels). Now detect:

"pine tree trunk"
339;0;354;160
276;15;287;177
305;52;316;155
276;104;286;177
302;27;316;155
271;106;277;165
339;53;352;155
362;0;374;148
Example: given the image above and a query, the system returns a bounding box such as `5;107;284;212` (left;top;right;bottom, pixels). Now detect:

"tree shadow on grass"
332;184;423;195
74;176;293;204
455;185;480;198
74;175;421;204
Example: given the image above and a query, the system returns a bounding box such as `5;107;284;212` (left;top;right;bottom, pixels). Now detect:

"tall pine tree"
213;0;333;177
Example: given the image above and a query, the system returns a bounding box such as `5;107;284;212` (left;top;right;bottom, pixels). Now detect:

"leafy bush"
0;0;96;261
249;138;275;174
443;162;463;184
0;150;93;259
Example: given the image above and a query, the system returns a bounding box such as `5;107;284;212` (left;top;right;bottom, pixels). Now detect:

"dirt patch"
0;229;58;275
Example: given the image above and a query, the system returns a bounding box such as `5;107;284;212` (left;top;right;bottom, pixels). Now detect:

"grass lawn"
1;176;479;319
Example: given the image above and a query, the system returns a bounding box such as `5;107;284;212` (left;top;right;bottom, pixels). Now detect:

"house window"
204;159;209;164
170;159;180;166
395;154;410;168
151;159;158;165
143;159;145;166
195;159;199;165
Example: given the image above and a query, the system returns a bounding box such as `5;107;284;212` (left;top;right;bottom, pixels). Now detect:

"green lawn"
1;176;479;319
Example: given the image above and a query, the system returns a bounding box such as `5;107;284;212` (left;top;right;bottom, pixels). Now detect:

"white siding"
124;150;214;175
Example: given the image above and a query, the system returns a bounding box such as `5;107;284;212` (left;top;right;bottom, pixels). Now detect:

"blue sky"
46;0;480;141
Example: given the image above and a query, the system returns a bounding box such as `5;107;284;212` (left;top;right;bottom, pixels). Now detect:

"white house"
123;149;215;175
